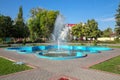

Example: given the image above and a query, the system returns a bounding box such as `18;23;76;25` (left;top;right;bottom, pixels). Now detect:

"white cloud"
98;17;115;22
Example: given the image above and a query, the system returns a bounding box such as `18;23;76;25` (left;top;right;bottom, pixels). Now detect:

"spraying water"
52;14;69;50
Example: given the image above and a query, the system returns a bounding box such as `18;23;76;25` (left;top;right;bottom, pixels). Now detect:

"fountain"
52;14;69;47
6;14;112;60
34;14;88;60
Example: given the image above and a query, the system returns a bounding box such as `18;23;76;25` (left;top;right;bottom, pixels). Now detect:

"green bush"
114;37;120;43
22;39;26;45
81;43;85;45
0;38;3;43
92;40;98;46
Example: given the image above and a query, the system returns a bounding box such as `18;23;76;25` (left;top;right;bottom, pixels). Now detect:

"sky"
0;0;120;31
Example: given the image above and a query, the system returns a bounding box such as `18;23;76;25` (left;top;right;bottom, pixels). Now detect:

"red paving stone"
49;75;78;80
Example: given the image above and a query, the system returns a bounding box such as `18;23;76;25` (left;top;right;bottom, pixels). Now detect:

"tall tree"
115;3;120;37
71;23;84;39
28;7;59;42
71;19;100;40
47;10;59;33
14;6;29;39
86;19;100;39
0;15;13;38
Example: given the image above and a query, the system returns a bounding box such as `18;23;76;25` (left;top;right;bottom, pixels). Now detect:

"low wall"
97;37;115;41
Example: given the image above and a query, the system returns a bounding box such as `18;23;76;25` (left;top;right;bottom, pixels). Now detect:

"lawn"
90;56;120;74
0;57;32;76
108;46;120;48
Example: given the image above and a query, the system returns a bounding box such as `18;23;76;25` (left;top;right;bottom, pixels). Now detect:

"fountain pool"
6;45;112;60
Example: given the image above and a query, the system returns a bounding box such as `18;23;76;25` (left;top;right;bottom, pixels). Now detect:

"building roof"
66;24;76;27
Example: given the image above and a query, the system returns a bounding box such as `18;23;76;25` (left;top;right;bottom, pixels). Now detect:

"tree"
47;10;59;33
71;23;84;40
28;7;59;42
0;15;13;41
14;6;29;39
115;3;120;37
28;8;48;41
102;27;113;37
86;19;100;39
71;19;100;40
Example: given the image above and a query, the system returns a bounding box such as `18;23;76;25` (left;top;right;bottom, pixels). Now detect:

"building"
65;24;77;40
66;24;76;30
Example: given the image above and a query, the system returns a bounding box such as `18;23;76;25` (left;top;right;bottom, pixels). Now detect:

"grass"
0;45;9;48
107;46;120;48
90;56;120;74
0;57;32;76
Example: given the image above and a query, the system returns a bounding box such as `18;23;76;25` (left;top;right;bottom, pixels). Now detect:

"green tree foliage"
71;23;84;38
115;3;120;37
28;7;59;41
0;15;13;38
86;19;100;38
14;6;29;38
102;27;113;37
71;19;101;40
47;11;59;33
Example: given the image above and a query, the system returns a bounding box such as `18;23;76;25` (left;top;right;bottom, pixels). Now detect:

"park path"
0;48;120;80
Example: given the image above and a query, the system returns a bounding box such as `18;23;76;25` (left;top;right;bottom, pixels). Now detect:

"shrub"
93;40;98;46
0;38;3;43
114;37;120;43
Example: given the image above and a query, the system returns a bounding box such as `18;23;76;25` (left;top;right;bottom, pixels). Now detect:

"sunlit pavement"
0;48;120;80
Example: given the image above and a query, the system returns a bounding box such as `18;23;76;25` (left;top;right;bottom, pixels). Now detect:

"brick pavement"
0;48;120;80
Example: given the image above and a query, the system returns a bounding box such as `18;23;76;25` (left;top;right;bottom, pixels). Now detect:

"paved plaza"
0;48;120;80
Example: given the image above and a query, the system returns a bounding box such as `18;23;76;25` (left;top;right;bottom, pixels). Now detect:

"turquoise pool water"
6;45;112;60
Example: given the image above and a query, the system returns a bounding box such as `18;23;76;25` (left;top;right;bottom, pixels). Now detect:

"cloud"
98;17;115;22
